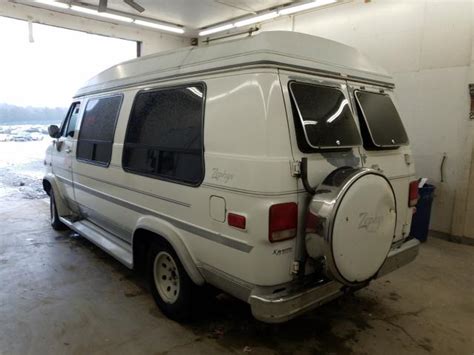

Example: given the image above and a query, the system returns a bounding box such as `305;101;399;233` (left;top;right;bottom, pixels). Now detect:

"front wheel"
148;241;194;321
50;189;67;230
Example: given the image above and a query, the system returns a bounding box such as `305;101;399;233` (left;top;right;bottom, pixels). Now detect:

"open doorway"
0;17;136;200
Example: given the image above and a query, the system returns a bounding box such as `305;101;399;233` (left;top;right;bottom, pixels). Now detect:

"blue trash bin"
410;184;435;242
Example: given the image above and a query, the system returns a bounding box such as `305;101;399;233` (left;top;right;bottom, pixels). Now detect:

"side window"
59;102;80;137
123;84;205;185
65;103;81;137
77;95;122;166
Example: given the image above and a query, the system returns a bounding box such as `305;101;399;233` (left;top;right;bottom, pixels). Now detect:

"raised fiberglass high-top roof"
75;31;393;97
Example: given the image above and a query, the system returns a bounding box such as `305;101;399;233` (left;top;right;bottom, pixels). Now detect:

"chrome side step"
60;216;133;269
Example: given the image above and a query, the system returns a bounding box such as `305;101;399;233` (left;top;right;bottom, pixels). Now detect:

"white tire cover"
332;174;396;283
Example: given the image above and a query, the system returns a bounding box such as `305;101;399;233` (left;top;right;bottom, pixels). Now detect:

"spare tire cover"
306;168;396;285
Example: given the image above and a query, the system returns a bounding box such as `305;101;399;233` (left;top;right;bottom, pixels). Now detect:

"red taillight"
228;213;246;229
409;180;419;207
269;202;298;243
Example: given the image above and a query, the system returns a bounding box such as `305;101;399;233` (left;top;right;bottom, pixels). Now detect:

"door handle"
65;148;72;154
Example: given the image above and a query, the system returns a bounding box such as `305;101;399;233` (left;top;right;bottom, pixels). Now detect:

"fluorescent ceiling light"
234;12;279;27
199;24;234;37
70;5;100;14
96;12;133;23
279;0;337;15
134;19;185;34
70;5;133;22
35;0;69;9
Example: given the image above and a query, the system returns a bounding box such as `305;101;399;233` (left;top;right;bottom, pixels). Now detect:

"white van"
44;31;420;323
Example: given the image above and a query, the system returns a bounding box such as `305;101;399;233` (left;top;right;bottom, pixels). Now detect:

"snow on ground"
0;125;52;200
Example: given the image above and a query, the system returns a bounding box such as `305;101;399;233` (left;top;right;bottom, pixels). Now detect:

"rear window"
355;91;408;148
289;82;361;151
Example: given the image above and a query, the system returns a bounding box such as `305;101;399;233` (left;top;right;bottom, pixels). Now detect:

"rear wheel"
50;189;67;231
148;241;194;321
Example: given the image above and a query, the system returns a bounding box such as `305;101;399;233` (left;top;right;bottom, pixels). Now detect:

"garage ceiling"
80;0;294;29
13;0;341;37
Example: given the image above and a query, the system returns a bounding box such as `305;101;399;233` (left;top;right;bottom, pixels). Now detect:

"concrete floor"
0;198;473;355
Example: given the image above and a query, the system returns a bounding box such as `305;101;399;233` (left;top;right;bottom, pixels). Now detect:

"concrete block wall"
260;0;473;239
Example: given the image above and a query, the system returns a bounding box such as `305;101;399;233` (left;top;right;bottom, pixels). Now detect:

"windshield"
355;91;408;148
289;82;361;150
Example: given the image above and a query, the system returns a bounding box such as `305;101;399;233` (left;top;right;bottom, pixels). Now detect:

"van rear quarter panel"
72;70;298;287
196;70;297;286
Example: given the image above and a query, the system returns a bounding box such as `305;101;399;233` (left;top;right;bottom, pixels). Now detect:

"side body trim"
74;170;191;207
73;181;253;253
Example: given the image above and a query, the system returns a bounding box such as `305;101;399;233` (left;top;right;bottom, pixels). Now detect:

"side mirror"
48;125;60;138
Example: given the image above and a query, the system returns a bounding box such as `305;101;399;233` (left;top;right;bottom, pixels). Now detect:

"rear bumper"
249;238;420;323
376;238;420;278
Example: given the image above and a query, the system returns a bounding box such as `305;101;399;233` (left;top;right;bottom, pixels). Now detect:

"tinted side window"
59;102;80;137
123;84;205;185
65;103;81;137
77;95;122;165
289;82;361;151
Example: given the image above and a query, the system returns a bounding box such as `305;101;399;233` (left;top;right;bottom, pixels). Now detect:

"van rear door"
280;70;364;160
280;71;416;244
279;71;365;264
279;71;364;189
346;82;416;241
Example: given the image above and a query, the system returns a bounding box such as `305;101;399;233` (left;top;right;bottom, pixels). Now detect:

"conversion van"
44;31;420;323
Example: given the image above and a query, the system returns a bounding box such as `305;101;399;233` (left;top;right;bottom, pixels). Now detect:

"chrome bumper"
249;238;420;323
376;238;420;278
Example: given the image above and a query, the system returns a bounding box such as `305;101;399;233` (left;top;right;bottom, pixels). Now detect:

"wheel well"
133;229;171;273
43;179;52;196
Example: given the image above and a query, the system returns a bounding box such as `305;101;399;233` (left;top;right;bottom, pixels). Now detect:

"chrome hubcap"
153;251;180;304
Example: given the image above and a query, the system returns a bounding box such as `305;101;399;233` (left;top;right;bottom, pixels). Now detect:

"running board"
59;216;133;269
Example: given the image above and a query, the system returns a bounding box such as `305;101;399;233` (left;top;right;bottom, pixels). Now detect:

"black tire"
50;189;67;231
148;241;194;322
